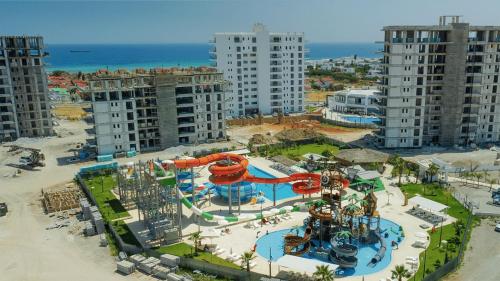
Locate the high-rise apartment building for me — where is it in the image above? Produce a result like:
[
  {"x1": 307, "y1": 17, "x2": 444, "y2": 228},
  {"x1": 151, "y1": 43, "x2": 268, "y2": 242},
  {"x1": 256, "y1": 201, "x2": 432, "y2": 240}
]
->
[
  {"x1": 88, "y1": 71, "x2": 228, "y2": 155},
  {"x1": 0, "y1": 36, "x2": 53, "y2": 142},
  {"x1": 376, "y1": 16, "x2": 500, "y2": 148},
  {"x1": 212, "y1": 23, "x2": 306, "y2": 116}
]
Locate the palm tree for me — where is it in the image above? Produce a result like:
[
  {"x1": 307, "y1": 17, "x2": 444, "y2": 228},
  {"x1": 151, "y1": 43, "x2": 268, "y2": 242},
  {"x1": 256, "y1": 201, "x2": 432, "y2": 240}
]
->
[
  {"x1": 393, "y1": 155, "x2": 405, "y2": 186},
  {"x1": 189, "y1": 231, "x2": 203, "y2": 253},
  {"x1": 240, "y1": 251, "x2": 255, "y2": 272},
  {"x1": 346, "y1": 193, "x2": 360, "y2": 204},
  {"x1": 462, "y1": 171, "x2": 470, "y2": 186},
  {"x1": 313, "y1": 264, "x2": 335, "y2": 281},
  {"x1": 486, "y1": 177, "x2": 498, "y2": 192},
  {"x1": 335, "y1": 229, "x2": 353, "y2": 244},
  {"x1": 428, "y1": 163, "x2": 440, "y2": 183},
  {"x1": 473, "y1": 172, "x2": 482, "y2": 188},
  {"x1": 391, "y1": 264, "x2": 411, "y2": 281}
]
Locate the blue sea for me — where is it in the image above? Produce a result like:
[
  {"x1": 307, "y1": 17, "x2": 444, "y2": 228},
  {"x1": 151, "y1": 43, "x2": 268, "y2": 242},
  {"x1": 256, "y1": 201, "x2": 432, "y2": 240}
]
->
[{"x1": 45, "y1": 43, "x2": 380, "y2": 73}]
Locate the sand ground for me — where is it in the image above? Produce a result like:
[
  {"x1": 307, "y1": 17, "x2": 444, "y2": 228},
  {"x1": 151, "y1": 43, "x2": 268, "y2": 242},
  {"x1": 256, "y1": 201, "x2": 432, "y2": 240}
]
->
[{"x1": 0, "y1": 119, "x2": 240, "y2": 281}]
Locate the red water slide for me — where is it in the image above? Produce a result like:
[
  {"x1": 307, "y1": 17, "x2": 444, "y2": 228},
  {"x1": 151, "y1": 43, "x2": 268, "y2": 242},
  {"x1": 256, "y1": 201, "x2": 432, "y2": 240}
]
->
[{"x1": 165, "y1": 153, "x2": 324, "y2": 195}]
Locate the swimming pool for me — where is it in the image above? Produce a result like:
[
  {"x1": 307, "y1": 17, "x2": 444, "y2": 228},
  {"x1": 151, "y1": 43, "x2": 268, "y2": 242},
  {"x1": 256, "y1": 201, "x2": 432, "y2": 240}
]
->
[
  {"x1": 340, "y1": 115, "x2": 380, "y2": 124},
  {"x1": 246, "y1": 165, "x2": 297, "y2": 201},
  {"x1": 255, "y1": 218, "x2": 403, "y2": 277}
]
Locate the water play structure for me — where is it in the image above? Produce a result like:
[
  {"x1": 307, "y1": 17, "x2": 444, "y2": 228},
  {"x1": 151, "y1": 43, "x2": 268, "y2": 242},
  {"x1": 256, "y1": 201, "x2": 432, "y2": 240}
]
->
[
  {"x1": 153, "y1": 153, "x2": 348, "y2": 224},
  {"x1": 164, "y1": 153, "x2": 325, "y2": 195}
]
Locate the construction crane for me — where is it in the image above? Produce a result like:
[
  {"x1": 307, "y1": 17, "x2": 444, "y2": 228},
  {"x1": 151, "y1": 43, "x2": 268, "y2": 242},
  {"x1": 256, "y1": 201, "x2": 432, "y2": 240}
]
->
[{"x1": 4, "y1": 145, "x2": 45, "y2": 168}]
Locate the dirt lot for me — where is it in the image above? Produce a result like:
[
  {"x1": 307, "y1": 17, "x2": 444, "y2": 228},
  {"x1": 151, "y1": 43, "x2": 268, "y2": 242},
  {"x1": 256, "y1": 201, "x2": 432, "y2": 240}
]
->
[
  {"x1": 0, "y1": 118, "x2": 242, "y2": 281},
  {"x1": 444, "y1": 218, "x2": 500, "y2": 281},
  {"x1": 306, "y1": 90, "x2": 333, "y2": 102},
  {"x1": 52, "y1": 103, "x2": 89, "y2": 120},
  {"x1": 227, "y1": 122, "x2": 372, "y2": 145}
]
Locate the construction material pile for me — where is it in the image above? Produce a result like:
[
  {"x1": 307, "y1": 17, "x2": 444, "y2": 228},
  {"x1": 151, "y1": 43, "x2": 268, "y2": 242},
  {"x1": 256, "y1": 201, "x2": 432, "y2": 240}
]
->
[
  {"x1": 249, "y1": 133, "x2": 273, "y2": 144},
  {"x1": 42, "y1": 185, "x2": 83, "y2": 213},
  {"x1": 275, "y1": 127, "x2": 324, "y2": 141}
]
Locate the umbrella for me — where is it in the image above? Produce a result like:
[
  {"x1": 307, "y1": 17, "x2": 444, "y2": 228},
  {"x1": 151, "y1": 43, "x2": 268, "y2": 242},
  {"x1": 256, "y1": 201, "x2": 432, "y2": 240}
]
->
[
  {"x1": 262, "y1": 210, "x2": 272, "y2": 217},
  {"x1": 256, "y1": 196, "x2": 266, "y2": 204},
  {"x1": 217, "y1": 220, "x2": 229, "y2": 226},
  {"x1": 200, "y1": 228, "x2": 221, "y2": 238},
  {"x1": 270, "y1": 208, "x2": 280, "y2": 214},
  {"x1": 415, "y1": 232, "x2": 428, "y2": 239}
]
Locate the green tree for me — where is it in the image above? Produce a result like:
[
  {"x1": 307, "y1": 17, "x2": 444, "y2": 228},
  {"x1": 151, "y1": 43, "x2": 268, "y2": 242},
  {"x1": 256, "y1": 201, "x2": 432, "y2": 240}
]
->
[
  {"x1": 188, "y1": 231, "x2": 203, "y2": 253},
  {"x1": 486, "y1": 177, "x2": 498, "y2": 192},
  {"x1": 313, "y1": 264, "x2": 335, "y2": 281},
  {"x1": 393, "y1": 155, "x2": 405, "y2": 186},
  {"x1": 391, "y1": 264, "x2": 411, "y2": 281},
  {"x1": 473, "y1": 172, "x2": 483, "y2": 188},
  {"x1": 240, "y1": 251, "x2": 255, "y2": 272},
  {"x1": 433, "y1": 259, "x2": 442, "y2": 270},
  {"x1": 428, "y1": 163, "x2": 440, "y2": 183},
  {"x1": 452, "y1": 220, "x2": 465, "y2": 237},
  {"x1": 462, "y1": 171, "x2": 471, "y2": 186}
]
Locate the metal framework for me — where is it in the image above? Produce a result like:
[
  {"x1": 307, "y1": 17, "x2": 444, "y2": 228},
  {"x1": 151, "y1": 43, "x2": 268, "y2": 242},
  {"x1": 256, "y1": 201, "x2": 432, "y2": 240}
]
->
[{"x1": 116, "y1": 161, "x2": 181, "y2": 245}]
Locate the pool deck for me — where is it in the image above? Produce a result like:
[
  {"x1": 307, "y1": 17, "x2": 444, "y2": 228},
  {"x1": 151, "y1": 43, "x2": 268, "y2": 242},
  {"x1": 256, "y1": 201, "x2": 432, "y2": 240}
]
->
[{"x1": 125, "y1": 157, "x2": 454, "y2": 280}]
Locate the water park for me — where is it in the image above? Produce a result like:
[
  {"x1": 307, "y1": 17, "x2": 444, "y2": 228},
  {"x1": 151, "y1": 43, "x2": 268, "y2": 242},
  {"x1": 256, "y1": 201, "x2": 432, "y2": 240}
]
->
[{"x1": 75, "y1": 147, "x2": 463, "y2": 281}]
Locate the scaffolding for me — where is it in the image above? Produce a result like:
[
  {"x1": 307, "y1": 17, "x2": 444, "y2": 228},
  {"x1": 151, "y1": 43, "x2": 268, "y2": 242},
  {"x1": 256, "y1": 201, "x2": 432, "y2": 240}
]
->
[
  {"x1": 117, "y1": 161, "x2": 181, "y2": 245},
  {"x1": 116, "y1": 163, "x2": 139, "y2": 209}
]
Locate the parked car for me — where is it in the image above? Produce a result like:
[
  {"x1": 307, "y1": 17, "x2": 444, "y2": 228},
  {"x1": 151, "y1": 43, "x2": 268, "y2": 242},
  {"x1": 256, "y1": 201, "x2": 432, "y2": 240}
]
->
[
  {"x1": 0, "y1": 203, "x2": 8, "y2": 217},
  {"x1": 495, "y1": 223, "x2": 500, "y2": 232}
]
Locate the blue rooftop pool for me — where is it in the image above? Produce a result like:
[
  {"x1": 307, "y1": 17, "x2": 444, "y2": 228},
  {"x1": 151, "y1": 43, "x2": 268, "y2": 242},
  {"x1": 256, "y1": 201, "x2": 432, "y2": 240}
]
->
[{"x1": 340, "y1": 115, "x2": 380, "y2": 124}]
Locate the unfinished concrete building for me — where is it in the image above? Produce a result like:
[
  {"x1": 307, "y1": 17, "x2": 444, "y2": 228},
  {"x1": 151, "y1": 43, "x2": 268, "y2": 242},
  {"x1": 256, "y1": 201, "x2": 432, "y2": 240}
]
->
[
  {"x1": 88, "y1": 71, "x2": 228, "y2": 155},
  {"x1": 0, "y1": 36, "x2": 53, "y2": 142},
  {"x1": 377, "y1": 16, "x2": 500, "y2": 148}
]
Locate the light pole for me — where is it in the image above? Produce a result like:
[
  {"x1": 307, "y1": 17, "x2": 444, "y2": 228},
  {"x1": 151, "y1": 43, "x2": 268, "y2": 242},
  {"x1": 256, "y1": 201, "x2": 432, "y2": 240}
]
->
[
  {"x1": 268, "y1": 247, "x2": 272, "y2": 277},
  {"x1": 438, "y1": 216, "x2": 444, "y2": 247}
]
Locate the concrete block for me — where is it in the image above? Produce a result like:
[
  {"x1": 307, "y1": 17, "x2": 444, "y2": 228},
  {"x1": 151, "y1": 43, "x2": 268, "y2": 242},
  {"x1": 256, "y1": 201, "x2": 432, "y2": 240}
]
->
[
  {"x1": 160, "y1": 254, "x2": 180, "y2": 267},
  {"x1": 117, "y1": 260, "x2": 135, "y2": 275}
]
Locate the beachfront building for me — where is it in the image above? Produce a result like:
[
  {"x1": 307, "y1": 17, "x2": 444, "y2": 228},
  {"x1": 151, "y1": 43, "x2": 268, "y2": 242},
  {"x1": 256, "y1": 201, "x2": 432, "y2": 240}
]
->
[
  {"x1": 88, "y1": 71, "x2": 228, "y2": 155},
  {"x1": 0, "y1": 36, "x2": 53, "y2": 142},
  {"x1": 377, "y1": 16, "x2": 500, "y2": 148},
  {"x1": 327, "y1": 89, "x2": 380, "y2": 115},
  {"x1": 211, "y1": 23, "x2": 305, "y2": 116}
]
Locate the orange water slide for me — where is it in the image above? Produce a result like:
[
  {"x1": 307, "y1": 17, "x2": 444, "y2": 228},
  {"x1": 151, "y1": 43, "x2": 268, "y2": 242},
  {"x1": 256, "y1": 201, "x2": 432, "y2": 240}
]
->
[{"x1": 168, "y1": 153, "x2": 323, "y2": 195}]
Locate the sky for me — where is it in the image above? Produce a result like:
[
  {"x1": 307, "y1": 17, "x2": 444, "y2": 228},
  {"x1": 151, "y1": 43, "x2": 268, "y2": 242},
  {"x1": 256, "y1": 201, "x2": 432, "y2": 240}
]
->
[{"x1": 1, "y1": 0, "x2": 500, "y2": 44}]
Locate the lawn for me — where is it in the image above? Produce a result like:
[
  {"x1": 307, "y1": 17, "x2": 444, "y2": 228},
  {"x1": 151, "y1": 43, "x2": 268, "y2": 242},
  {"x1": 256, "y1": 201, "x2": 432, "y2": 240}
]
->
[
  {"x1": 269, "y1": 143, "x2": 340, "y2": 161},
  {"x1": 156, "y1": 243, "x2": 240, "y2": 270},
  {"x1": 400, "y1": 183, "x2": 475, "y2": 222},
  {"x1": 82, "y1": 174, "x2": 140, "y2": 250},
  {"x1": 400, "y1": 183, "x2": 477, "y2": 280},
  {"x1": 111, "y1": 220, "x2": 141, "y2": 247},
  {"x1": 83, "y1": 174, "x2": 130, "y2": 221}
]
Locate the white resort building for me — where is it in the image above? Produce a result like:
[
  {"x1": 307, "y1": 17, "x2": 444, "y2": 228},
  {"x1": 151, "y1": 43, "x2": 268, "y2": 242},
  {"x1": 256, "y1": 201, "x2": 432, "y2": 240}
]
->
[
  {"x1": 211, "y1": 23, "x2": 306, "y2": 116},
  {"x1": 327, "y1": 89, "x2": 380, "y2": 115}
]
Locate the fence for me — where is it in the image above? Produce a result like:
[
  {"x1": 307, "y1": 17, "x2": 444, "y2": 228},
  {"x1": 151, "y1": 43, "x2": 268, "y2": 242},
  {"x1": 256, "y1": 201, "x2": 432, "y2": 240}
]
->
[
  {"x1": 76, "y1": 173, "x2": 142, "y2": 254},
  {"x1": 227, "y1": 114, "x2": 377, "y2": 129},
  {"x1": 422, "y1": 257, "x2": 459, "y2": 281},
  {"x1": 144, "y1": 248, "x2": 270, "y2": 281}
]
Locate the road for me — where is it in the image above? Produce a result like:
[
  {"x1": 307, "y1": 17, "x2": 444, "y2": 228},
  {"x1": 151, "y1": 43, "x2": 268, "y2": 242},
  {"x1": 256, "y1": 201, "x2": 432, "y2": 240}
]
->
[{"x1": 444, "y1": 218, "x2": 500, "y2": 281}]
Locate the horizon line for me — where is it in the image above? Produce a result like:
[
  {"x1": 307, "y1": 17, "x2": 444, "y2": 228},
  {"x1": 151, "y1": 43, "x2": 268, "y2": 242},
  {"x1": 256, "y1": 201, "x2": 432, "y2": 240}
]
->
[{"x1": 45, "y1": 41, "x2": 378, "y2": 45}]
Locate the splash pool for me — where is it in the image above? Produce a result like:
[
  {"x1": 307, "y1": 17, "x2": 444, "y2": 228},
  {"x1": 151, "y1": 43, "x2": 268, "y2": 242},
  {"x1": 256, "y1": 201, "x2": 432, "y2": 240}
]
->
[
  {"x1": 255, "y1": 218, "x2": 403, "y2": 277},
  {"x1": 214, "y1": 165, "x2": 297, "y2": 202}
]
